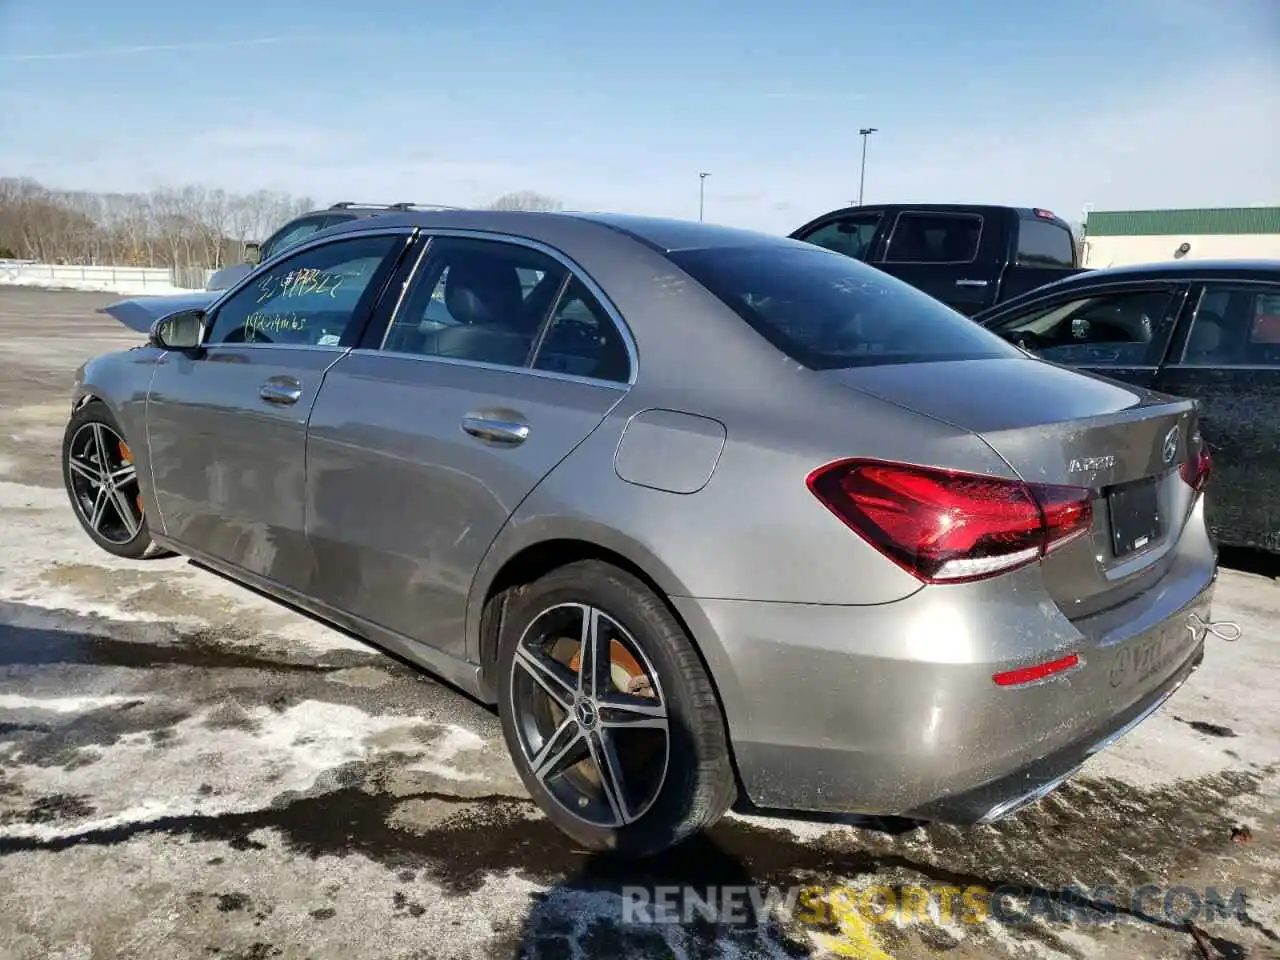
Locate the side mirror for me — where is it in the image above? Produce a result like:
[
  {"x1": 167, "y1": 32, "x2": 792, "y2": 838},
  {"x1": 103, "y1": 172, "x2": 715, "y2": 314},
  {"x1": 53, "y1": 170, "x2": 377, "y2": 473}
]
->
[
  {"x1": 149, "y1": 309, "x2": 206, "y2": 351},
  {"x1": 244, "y1": 242, "x2": 261, "y2": 265}
]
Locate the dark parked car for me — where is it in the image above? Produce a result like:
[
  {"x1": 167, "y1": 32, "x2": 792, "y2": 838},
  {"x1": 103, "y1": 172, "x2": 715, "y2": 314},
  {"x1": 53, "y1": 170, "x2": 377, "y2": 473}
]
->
[
  {"x1": 977, "y1": 259, "x2": 1280, "y2": 553},
  {"x1": 205, "y1": 201, "x2": 460, "y2": 290},
  {"x1": 789, "y1": 203, "x2": 1084, "y2": 315}
]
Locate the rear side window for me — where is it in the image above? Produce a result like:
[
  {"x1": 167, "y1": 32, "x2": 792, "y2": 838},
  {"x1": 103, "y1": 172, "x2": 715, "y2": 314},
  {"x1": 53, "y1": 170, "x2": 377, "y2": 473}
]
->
[
  {"x1": 668, "y1": 244, "x2": 1022, "y2": 370},
  {"x1": 884, "y1": 212, "x2": 982, "y2": 263},
  {"x1": 1182, "y1": 284, "x2": 1280, "y2": 367},
  {"x1": 1016, "y1": 219, "x2": 1075, "y2": 268}
]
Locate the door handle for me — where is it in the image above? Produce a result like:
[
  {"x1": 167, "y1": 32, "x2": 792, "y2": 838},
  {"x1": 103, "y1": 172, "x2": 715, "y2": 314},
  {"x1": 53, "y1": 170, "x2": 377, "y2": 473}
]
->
[
  {"x1": 955, "y1": 279, "x2": 989, "y2": 288},
  {"x1": 461, "y1": 415, "x2": 530, "y2": 445},
  {"x1": 259, "y1": 376, "x2": 302, "y2": 405}
]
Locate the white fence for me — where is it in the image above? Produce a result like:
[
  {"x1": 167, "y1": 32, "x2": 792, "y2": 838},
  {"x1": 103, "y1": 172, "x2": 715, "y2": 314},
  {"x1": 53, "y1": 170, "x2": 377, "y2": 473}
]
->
[{"x1": 0, "y1": 260, "x2": 208, "y2": 295}]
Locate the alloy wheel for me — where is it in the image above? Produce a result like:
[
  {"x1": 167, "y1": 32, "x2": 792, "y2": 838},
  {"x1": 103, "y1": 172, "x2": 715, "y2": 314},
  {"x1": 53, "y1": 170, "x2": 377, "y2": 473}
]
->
[
  {"x1": 66, "y1": 421, "x2": 143, "y2": 544},
  {"x1": 509, "y1": 602, "x2": 670, "y2": 829}
]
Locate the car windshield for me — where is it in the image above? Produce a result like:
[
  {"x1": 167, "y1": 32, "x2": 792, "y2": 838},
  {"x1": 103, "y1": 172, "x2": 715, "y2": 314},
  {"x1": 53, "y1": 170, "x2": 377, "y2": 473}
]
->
[{"x1": 668, "y1": 244, "x2": 1022, "y2": 369}]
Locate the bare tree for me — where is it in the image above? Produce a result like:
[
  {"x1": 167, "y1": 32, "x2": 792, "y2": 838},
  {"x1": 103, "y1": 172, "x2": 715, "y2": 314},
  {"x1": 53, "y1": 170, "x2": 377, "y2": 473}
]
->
[
  {"x1": 488, "y1": 190, "x2": 564, "y2": 212},
  {"x1": 0, "y1": 176, "x2": 317, "y2": 270}
]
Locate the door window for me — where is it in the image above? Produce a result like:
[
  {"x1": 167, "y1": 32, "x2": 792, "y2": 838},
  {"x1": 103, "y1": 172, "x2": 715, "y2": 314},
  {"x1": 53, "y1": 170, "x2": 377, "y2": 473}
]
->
[
  {"x1": 382, "y1": 237, "x2": 629, "y2": 382},
  {"x1": 796, "y1": 213, "x2": 882, "y2": 260},
  {"x1": 884, "y1": 212, "x2": 982, "y2": 263},
  {"x1": 382, "y1": 237, "x2": 568, "y2": 366},
  {"x1": 531, "y1": 278, "x2": 631, "y2": 382},
  {"x1": 206, "y1": 234, "x2": 402, "y2": 346},
  {"x1": 1181, "y1": 285, "x2": 1280, "y2": 368},
  {"x1": 985, "y1": 288, "x2": 1177, "y2": 366}
]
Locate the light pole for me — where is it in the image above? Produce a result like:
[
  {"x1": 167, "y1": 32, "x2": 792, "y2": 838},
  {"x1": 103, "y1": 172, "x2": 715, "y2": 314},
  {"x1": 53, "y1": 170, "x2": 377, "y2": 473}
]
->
[
  {"x1": 699, "y1": 171, "x2": 711, "y2": 222},
  {"x1": 857, "y1": 127, "x2": 878, "y2": 206}
]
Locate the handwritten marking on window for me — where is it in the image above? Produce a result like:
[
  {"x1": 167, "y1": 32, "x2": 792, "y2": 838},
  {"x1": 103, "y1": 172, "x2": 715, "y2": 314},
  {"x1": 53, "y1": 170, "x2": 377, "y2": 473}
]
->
[
  {"x1": 244, "y1": 311, "x2": 307, "y2": 341},
  {"x1": 254, "y1": 268, "x2": 346, "y2": 305}
]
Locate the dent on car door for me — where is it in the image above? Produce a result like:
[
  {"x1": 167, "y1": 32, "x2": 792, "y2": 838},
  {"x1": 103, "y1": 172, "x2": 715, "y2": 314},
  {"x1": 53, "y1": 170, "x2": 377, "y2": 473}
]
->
[
  {"x1": 1155, "y1": 282, "x2": 1280, "y2": 551},
  {"x1": 144, "y1": 231, "x2": 408, "y2": 586},
  {"x1": 304, "y1": 234, "x2": 634, "y2": 657}
]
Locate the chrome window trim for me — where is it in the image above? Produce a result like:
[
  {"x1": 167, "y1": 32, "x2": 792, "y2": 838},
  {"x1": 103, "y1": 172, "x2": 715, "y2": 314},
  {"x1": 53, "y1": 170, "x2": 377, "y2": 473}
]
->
[
  {"x1": 377, "y1": 227, "x2": 638, "y2": 387},
  {"x1": 203, "y1": 343, "x2": 351, "y2": 356},
  {"x1": 882, "y1": 210, "x2": 985, "y2": 266},
  {"x1": 348, "y1": 346, "x2": 630, "y2": 391}
]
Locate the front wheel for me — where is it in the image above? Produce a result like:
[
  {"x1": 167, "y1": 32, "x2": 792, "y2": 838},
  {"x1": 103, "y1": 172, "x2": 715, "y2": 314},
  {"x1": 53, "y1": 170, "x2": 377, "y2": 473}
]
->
[
  {"x1": 496, "y1": 560, "x2": 737, "y2": 856},
  {"x1": 61, "y1": 402, "x2": 161, "y2": 560}
]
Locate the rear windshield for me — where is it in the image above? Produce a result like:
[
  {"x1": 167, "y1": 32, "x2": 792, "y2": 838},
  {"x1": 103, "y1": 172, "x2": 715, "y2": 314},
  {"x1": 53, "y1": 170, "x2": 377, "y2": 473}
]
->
[
  {"x1": 1015, "y1": 218, "x2": 1075, "y2": 268},
  {"x1": 668, "y1": 244, "x2": 1022, "y2": 370}
]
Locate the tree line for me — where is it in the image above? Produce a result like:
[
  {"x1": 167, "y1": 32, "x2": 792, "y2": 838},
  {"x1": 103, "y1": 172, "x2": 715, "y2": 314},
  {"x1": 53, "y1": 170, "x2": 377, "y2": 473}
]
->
[{"x1": 0, "y1": 177, "x2": 565, "y2": 268}]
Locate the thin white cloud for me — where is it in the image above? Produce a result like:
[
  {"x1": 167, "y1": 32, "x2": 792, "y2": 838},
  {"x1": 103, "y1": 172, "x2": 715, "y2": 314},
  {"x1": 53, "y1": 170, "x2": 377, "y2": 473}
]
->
[{"x1": 0, "y1": 36, "x2": 317, "y2": 63}]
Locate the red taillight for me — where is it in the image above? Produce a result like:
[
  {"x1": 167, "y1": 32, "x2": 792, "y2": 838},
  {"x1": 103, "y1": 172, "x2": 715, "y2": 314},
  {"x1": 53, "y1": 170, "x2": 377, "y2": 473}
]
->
[
  {"x1": 806, "y1": 459, "x2": 1094, "y2": 583},
  {"x1": 1180, "y1": 443, "x2": 1212, "y2": 493},
  {"x1": 993, "y1": 653, "x2": 1080, "y2": 687}
]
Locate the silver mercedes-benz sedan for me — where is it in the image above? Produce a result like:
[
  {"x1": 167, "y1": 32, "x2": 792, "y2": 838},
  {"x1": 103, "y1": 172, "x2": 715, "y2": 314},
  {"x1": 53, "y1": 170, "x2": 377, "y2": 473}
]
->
[{"x1": 64, "y1": 210, "x2": 1218, "y2": 855}]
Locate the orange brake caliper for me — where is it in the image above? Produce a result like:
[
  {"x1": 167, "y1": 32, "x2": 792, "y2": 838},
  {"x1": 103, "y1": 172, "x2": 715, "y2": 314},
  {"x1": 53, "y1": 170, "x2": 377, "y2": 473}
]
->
[{"x1": 117, "y1": 440, "x2": 142, "y2": 515}]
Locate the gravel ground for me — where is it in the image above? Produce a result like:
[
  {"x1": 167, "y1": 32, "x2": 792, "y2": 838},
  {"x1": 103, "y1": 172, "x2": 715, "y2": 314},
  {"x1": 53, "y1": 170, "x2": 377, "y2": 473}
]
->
[{"x1": 0, "y1": 287, "x2": 1277, "y2": 960}]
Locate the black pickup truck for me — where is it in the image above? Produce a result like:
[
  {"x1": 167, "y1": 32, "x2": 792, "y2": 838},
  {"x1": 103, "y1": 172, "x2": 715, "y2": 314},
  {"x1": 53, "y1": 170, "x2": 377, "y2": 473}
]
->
[{"x1": 789, "y1": 203, "x2": 1085, "y2": 315}]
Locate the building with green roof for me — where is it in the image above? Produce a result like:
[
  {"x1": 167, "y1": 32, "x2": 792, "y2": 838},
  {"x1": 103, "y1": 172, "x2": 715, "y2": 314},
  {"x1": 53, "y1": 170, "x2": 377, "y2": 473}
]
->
[{"x1": 1081, "y1": 207, "x2": 1280, "y2": 268}]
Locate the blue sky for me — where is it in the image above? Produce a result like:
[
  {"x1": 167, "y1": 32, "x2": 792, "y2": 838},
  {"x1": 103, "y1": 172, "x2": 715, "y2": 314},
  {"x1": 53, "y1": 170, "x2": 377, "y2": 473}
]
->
[{"x1": 1, "y1": 0, "x2": 1276, "y2": 233}]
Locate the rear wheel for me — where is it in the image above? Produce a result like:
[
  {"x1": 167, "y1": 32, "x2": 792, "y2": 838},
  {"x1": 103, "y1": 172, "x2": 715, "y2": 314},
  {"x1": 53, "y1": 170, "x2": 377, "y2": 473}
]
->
[
  {"x1": 496, "y1": 560, "x2": 737, "y2": 856},
  {"x1": 61, "y1": 402, "x2": 160, "y2": 560}
]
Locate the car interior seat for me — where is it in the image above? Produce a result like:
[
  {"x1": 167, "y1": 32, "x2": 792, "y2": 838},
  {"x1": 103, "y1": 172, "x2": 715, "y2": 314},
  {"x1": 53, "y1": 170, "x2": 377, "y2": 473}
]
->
[
  {"x1": 424, "y1": 255, "x2": 534, "y2": 365},
  {"x1": 1184, "y1": 310, "x2": 1226, "y2": 363}
]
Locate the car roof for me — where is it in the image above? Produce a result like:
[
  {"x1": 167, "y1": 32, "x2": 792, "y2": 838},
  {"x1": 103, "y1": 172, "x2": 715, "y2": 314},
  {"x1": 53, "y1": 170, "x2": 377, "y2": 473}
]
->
[
  {"x1": 791, "y1": 203, "x2": 1072, "y2": 233},
  {"x1": 312, "y1": 208, "x2": 814, "y2": 254},
  {"x1": 975, "y1": 258, "x2": 1280, "y2": 321},
  {"x1": 1026, "y1": 258, "x2": 1280, "y2": 296}
]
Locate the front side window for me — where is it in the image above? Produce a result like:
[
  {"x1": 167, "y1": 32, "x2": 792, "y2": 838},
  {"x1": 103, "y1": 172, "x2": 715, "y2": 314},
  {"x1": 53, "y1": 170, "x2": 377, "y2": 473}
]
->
[
  {"x1": 1182, "y1": 284, "x2": 1280, "y2": 367},
  {"x1": 985, "y1": 288, "x2": 1176, "y2": 366},
  {"x1": 1016, "y1": 219, "x2": 1075, "y2": 268},
  {"x1": 669, "y1": 244, "x2": 1021, "y2": 370},
  {"x1": 206, "y1": 234, "x2": 401, "y2": 346},
  {"x1": 884, "y1": 212, "x2": 982, "y2": 263},
  {"x1": 797, "y1": 213, "x2": 882, "y2": 261}
]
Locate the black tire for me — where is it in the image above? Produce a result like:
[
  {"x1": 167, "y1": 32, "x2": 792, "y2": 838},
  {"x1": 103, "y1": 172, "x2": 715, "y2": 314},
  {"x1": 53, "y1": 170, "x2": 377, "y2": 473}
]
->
[
  {"x1": 61, "y1": 401, "x2": 164, "y2": 560},
  {"x1": 496, "y1": 559, "x2": 737, "y2": 856}
]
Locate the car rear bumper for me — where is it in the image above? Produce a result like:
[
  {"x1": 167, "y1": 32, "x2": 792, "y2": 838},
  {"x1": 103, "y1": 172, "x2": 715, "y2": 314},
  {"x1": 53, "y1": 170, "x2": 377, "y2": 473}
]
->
[{"x1": 670, "y1": 504, "x2": 1217, "y2": 821}]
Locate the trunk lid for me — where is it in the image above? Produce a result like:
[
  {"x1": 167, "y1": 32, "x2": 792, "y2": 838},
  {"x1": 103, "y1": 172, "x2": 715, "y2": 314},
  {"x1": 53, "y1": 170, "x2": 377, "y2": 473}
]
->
[
  {"x1": 823, "y1": 357, "x2": 1199, "y2": 616},
  {"x1": 100, "y1": 291, "x2": 220, "y2": 334}
]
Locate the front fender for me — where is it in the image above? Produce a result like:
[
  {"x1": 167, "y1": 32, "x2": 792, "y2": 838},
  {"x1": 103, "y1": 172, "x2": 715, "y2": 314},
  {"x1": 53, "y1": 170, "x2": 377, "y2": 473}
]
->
[{"x1": 71, "y1": 348, "x2": 166, "y2": 524}]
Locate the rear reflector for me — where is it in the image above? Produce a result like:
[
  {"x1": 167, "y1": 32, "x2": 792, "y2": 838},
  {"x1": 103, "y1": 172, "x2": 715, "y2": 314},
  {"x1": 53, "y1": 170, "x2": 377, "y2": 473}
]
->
[
  {"x1": 993, "y1": 653, "x2": 1080, "y2": 687},
  {"x1": 806, "y1": 459, "x2": 1094, "y2": 583},
  {"x1": 1180, "y1": 442, "x2": 1212, "y2": 492}
]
